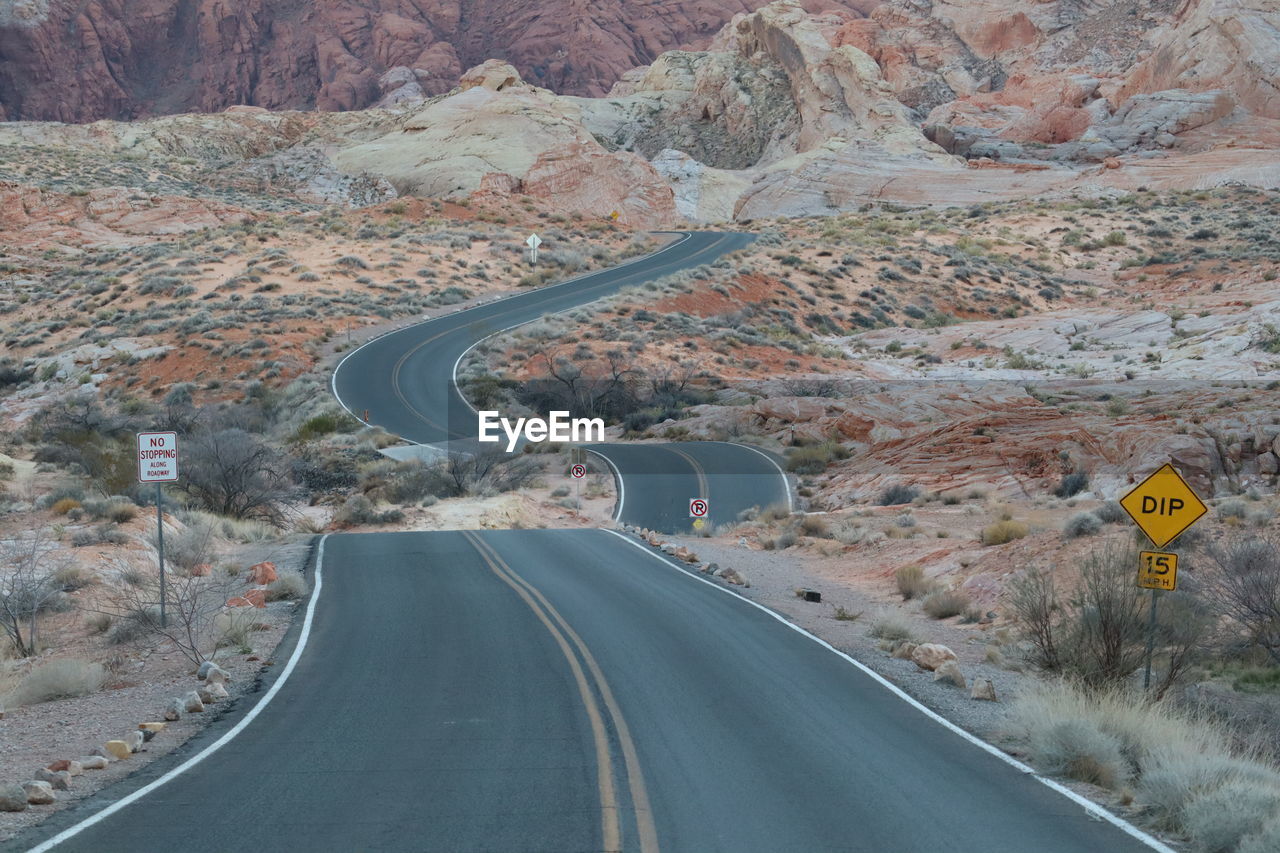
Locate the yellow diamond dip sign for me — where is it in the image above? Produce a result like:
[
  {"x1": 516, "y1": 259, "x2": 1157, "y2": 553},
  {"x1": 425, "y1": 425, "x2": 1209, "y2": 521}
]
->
[
  {"x1": 1120, "y1": 462, "x2": 1207, "y2": 689},
  {"x1": 1119, "y1": 463, "x2": 1208, "y2": 549}
]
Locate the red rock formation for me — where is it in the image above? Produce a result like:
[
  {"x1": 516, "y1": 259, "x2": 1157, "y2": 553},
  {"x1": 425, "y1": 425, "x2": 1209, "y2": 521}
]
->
[{"x1": 0, "y1": 0, "x2": 865, "y2": 122}]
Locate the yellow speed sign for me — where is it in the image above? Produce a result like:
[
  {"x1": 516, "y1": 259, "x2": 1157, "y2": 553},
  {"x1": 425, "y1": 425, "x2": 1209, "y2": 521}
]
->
[{"x1": 1138, "y1": 550, "x2": 1178, "y2": 591}]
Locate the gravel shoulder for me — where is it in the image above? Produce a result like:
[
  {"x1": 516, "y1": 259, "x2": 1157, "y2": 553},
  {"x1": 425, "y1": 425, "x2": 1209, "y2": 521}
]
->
[{"x1": 0, "y1": 537, "x2": 314, "y2": 843}]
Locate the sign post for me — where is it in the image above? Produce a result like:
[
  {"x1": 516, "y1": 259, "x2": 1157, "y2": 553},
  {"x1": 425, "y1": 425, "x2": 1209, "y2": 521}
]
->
[
  {"x1": 526, "y1": 233, "x2": 542, "y2": 265},
  {"x1": 571, "y1": 462, "x2": 586, "y2": 511},
  {"x1": 137, "y1": 432, "x2": 179, "y2": 628},
  {"x1": 1119, "y1": 463, "x2": 1205, "y2": 689}
]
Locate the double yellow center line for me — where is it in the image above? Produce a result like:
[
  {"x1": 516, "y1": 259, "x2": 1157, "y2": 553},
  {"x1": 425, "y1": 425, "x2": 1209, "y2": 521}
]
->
[{"x1": 461, "y1": 531, "x2": 659, "y2": 853}]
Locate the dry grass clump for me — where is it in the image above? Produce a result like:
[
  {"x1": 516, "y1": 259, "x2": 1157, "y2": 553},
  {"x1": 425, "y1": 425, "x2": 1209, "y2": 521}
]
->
[
  {"x1": 2, "y1": 658, "x2": 105, "y2": 707},
  {"x1": 982, "y1": 519, "x2": 1029, "y2": 546},
  {"x1": 1012, "y1": 681, "x2": 1280, "y2": 849},
  {"x1": 264, "y1": 572, "x2": 308, "y2": 602},
  {"x1": 894, "y1": 564, "x2": 930, "y2": 600},
  {"x1": 868, "y1": 612, "x2": 917, "y2": 643},
  {"x1": 922, "y1": 588, "x2": 971, "y2": 619}
]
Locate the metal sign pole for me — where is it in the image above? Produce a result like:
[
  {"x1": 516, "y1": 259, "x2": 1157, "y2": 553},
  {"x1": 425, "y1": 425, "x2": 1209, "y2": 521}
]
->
[
  {"x1": 1143, "y1": 587, "x2": 1157, "y2": 689},
  {"x1": 156, "y1": 482, "x2": 167, "y2": 629}
]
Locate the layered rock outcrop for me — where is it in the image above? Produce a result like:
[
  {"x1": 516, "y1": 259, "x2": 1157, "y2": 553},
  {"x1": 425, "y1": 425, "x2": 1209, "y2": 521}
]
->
[{"x1": 0, "y1": 0, "x2": 865, "y2": 122}]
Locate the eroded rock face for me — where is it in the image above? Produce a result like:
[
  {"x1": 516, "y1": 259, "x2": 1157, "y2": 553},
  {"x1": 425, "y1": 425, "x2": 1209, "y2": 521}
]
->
[
  {"x1": 0, "y1": 0, "x2": 866, "y2": 122},
  {"x1": 334, "y1": 65, "x2": 678, "y2": 225}
]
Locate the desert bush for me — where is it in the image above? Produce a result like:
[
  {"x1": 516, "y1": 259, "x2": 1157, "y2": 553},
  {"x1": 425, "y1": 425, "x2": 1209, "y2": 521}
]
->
[
  {"x1": 1063, "y1": 511, "x2": 1103, "y2": 539},
  {"x1": 1184, "y1": 781, "x2": 1280, "y2": 853},
  {"x1": 0, "y1": 529, "x2": 72, "y2": 657},
  {"x1": 51, "y1": 497, "x2": 81, "y2": 515},
  {"x1": 1218, "y1": 499, "x2": 1249, "y2": 520},
  {"x1": 799, "y1": 515, "x2": 830, "y2": 537},
  {"x1": 1205, "y1": 536, "x2": 1280, "y2": 664},
  {"x1": 3, "y1": 658, "x2": 105, "y2": 706},
  {"x1": 922, "y1": 588, "x2": 971, "y2": 619},
  {"x1": 264, "y1": 572, "x2": 308, "y2": 602},
  {"x1": 1009, "y1": 545, "x2": 1210, "y2": 693},
  {"x1": 1240, "y1": 816, "x2": 1280, "y2": 853},
  {"x1": 1094, "y1": 500, "x2": 1127, "y2": 524},
  {"x1": 879, "y1": 483, "x2": 920, "y2": 506},
  {"x1": 982, "y1": 519, "x2": 1029, "y2": 546},
  {"x1": 868, "y1": 613, "x2": 916, "y2": 643},
  {"x1": 1014, "y1": 680, "x2": 1280, "y2": 842},
  {"x1": 1054, "y1": 471, "x2": 1089, "y2": 498},
  {"x1": 895, "y1": 565, "x2": 930, "y2": 600},
  {"x1": 762, "y1": 531, "x2": 797, "y2": 551},
  {"x1": 215, "y1": 609, "x2": 258, "y2": 653},
  {"x1": 333, "y1": 495, "x2": 404, "y2": 527},
  {"x1": 180, "y1": 427, "x2": 293, "y2": 524},
  {"x1": 785, "y1": 442, "x2": 849, "y2": 475}
]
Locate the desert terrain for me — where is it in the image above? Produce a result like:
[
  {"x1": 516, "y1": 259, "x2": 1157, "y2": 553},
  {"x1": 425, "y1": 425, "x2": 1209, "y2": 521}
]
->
[{"x1": 2, "y1": 1, "x2": 1280, "y2": 851}]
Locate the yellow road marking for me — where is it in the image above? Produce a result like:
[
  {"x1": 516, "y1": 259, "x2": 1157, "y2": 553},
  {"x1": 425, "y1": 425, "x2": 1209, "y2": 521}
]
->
[
  {"x1": 461, "y1": 531, "x2": 622, "y2": 852},
  {"x1": 465, "y1": 532, "x2": 660, "y2": 853}
]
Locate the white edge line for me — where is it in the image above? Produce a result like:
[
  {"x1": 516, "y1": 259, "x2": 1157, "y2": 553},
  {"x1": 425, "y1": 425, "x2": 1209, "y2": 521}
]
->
[
  {"x1": 28, "y1": 534, "x2": 331, "y2": 853},
  {"x1": 585, "y1": 448, "x2": 625, "y2": 522},
  {"x1": 729, "y1": 443, "x2": 794, "y2": 513},
  {"x1": 331, "y1": 232, "x2": 696, "y2": 433},
  {"x1": 599, "y1": 528, "x2": 1177, "y2": 853}
]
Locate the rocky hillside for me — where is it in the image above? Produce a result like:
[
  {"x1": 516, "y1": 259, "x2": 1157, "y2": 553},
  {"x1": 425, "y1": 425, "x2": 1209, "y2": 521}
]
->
[
  {"x1": 0, "y1": 0, "x2": 863, "y2": 121},
  {"x1": 0, "y1": 0, "x2": 1276, "y2": 222}
]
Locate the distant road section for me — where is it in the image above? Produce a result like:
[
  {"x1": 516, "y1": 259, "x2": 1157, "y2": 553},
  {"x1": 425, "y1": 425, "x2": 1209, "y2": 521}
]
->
[{"x1": 332, "y1": 231, "x2": 790, "y2": 531}]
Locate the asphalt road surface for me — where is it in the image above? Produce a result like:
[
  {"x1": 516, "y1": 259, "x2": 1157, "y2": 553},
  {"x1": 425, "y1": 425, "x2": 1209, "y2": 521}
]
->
[
  {"x1": 16, "y1": 530, "x2": 1158, "y2": 853},
  {"x1": 331, "y1": 231, "x2": 790, "y2": 532}
]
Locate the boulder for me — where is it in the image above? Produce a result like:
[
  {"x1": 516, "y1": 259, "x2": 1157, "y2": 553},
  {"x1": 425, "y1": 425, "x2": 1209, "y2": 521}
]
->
[
  {"x1": 77, "y1": 756, "x2": 109, "y2": 771},
  {"x1": 22, "y1": 780, "x2": 55, "y2": 805},
  {"x1": 971, "y1": 678, "x2": 998, "y2": 702},
  {"x1": 198, "y1": 682, "x2": 229, "y2": 704},
  {"x1": 139, "y1": 722, "x2": 167, "y2": 735},
  {"x1": 0, "y1": 783, "x2": 29, "y2": 811},
  {"x1": 46, "y1": 759, "x2": 82, "y2": 777},
  {"x1": 227, "y1": 589, "x2": 266, "y2": 608},
  {"x1": 103, "y1": 740, "x2": 132, "y2": 760},
  {"x1": 124, "y1": 730, "x2": 145, "y2": 753},
  {"x1": 197, "y1": 661, "x2": 230, "y2": 683},
  {"x1": 183, "y1": 691, "x2": 205, "y2": 713},
  {"x1": 891, "y1": 641, "x2": 918, "y2": 660},
  {"x1": 1259, "y1": 452, "x2": 1279, "y2": 476},
  {"x1": 911, "y1": 643, "x2": 958, "y2": 672},
  {"x1": 249, "y1": 561, "x2": 278, "y2": 586},
  {"x1": 933, "y1": 660, "x2": 967, "y2": 688},
  {"x1": 34, "y1": 768, "x2": 70, "y2": 790},
  {"x1": 164, "y1": 697, "x2": 183, "y2": 721}
]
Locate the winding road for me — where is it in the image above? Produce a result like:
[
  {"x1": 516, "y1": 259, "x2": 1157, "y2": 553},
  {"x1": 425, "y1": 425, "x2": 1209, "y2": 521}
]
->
[
  {"x1": 12, "y1": 233, "x2": 1169, "y2": 853},
  {"x1": 331, "y1": 230, "x2": 790, "y2": 532}
]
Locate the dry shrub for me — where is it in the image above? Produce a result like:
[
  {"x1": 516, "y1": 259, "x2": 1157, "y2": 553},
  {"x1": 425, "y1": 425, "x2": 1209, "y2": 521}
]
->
[
  {"x1": 922, "y1": 588, "x2": 971, "y2": 619},
  {"x1": 3, "y1": 658, "x2": 105, "y2": 707},
  {"x1": 51, "y1": 498, "x2": 81, "y2": 515},
  {"x1": 1013, "y1": 681, "x2": 1280, "y2": 839},
  {"x1": 265, "y1": 572, "x2": 308, "y2": 602},
  {"x1": 982, "y1": 519, "x2": 1029, "y2": 546},
  {"x1": 868, "y1": 613, "x2": 916, "y2": 643},
  {"x1": 799, "y1": 515, "x2": 830, "y2": 537},
  {"x1": 1184, "y1": 781, "x2": 1280, "y2": 853},
  {"x1": 894, "y1": 565, "x2": 929, "y2": 600}
]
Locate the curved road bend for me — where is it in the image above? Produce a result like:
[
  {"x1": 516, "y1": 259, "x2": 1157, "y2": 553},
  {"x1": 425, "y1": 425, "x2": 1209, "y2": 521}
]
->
[
  {"x1": 331, "y1": 231, "x2": 791, "y2": 531},
  {"x1": 15, "y1": 529, "x2": 1159, "y2": 853}
]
